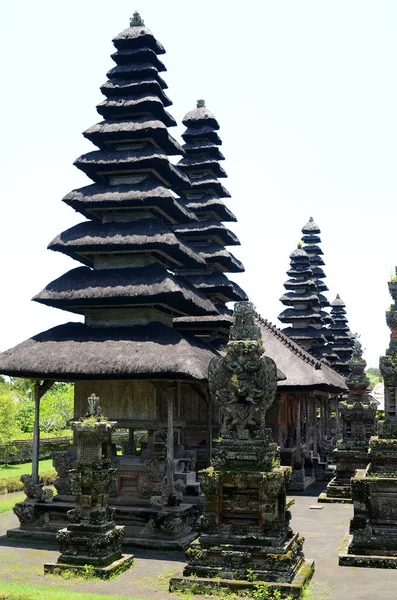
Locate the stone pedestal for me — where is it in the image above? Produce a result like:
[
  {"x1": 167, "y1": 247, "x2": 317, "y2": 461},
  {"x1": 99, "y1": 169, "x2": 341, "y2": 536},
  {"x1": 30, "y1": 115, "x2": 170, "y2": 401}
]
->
[
  {"x1": 339, "y1": 275, "x2": 397, "y2": 567},
  {"x1": 170, "y1": 302, "x2": 314, "y2": 597},
  {"x1": 44, "y1": 395, "x2": 134, "y2": 577}
]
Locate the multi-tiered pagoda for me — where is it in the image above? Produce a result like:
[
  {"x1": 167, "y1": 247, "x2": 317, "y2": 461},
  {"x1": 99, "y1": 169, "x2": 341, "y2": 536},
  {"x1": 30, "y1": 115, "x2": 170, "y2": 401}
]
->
[
  {"x1": 329, "y1": 295, "x2": 355, "y2": 376},
  {"x1": 278, "y1": 246, "x2": 328, "y2": 356},
  {"x1": 301, "y1": 218, "x2": 338, "y2": 364},
  {"x1": 0, "y1": 13, "x2": 226, "y2": 547},
  {"x1": 319, "y1": 339, "x2": 377, "y2": 503},
  {"x1": 173, "y1": 101, "x2": 247, "y2": 347}
]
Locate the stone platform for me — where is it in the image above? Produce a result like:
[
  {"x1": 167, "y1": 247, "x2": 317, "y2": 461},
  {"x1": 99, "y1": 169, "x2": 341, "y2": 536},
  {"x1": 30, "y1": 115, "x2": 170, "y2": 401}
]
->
[
  {"x1": 318, "y1": 491, "x2": 352, "y2": 504},
  {"x1": 44, "y1": 553, "x2": 135, "y2": 579},
  {"x1": 339, "y1": 534, "x2": 397, "y2": 569},
  {"x1": 170, "y1": 558, "x2": 315, "y2": 599}
]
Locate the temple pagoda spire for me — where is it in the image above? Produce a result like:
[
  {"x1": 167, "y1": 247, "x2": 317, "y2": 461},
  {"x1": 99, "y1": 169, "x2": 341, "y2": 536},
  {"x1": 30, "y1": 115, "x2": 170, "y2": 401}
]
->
[
  {"x1": 173, "y1": 100, "x2": 247, "y2": 347},
  {"x1": 278, "y1": 245, "x2": 328, "y2": 355},
  {"x1": 328, "y1": 295, "x2": 355, "y2": 376},
  {"x1": 0, "y1": 16, "x2": 219, "y2": 381},
  {"x1": 300, "y1": 217, "x2": 338, "y2": 364}
]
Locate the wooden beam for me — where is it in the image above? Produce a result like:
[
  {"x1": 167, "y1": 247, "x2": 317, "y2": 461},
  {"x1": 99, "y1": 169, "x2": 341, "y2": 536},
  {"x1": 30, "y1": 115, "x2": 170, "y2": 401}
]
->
[{"x1": 32, "y1": 380, "x2": 53, "y2": 484}]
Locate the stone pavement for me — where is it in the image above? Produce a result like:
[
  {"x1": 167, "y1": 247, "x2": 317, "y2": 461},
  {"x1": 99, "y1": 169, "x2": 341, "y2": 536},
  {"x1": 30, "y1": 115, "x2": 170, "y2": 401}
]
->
[{"x1": 1, "y1": 483, "x2": 397, "y2": 599}]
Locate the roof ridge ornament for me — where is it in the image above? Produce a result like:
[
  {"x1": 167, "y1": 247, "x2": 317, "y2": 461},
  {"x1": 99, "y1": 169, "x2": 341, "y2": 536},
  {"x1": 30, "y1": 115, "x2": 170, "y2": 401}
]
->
[
  {"x1": 130, "y1": 11, "x2": 145, "y2": 27},
  {"x1": 197, "y1": 99, "x2": 206, "y2": 108}
]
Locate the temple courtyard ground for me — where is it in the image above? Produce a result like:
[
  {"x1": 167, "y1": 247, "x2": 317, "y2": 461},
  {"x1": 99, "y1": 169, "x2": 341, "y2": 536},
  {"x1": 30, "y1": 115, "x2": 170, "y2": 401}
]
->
[{"x1": 0, "y1": 483, "x2": 396, "y2": 600}]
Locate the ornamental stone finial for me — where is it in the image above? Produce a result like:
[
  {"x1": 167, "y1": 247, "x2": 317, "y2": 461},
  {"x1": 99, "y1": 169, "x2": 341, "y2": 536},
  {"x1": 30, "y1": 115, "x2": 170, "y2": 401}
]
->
[
  {"x1": 87, "y1": 393, "x2": 101, "y2": 417},
  {"x1": 130, "y1": 11, "x2": 145, "y2": 27},
  {"x1": 229, "y1": 301, "x2": 260, "y2": 341},
  {"x1": 197, "y1": 99, "x2": 206, "y2": 108}
]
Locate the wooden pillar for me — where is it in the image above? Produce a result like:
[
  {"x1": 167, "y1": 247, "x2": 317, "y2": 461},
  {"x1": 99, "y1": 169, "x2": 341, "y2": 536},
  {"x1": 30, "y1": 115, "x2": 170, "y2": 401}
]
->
[
  {"x1": 32, "y1": 380, "x2": 53, "y2": 484},
  {"x1": 166, "y1": 383, "x2": 176, "y2": 497},
  {"x1": 207, "y1": 390, "x2": 213, "y2": 466},
  {"x1": 313, "y1": 397, "x2": 318, "y2": 456},
  {"x1": 295, "y1": 398, "x2": 301, "y2": 464}
]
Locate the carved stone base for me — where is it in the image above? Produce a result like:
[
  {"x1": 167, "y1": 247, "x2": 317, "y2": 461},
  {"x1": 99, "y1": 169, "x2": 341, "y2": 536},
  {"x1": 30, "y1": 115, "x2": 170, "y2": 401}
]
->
[
  {"x1": 44, "y1": 553, "x2": 134, "y2": 579},
  {"x1": 339, "y1": 534, "x2": 397, "y2": 568},
  {"x1": 8, "y1": 500, "x2": 197, "y2": 550},
  {"x1": 170, "y1": 558, "x2": 315, "y2": 599},
  {"x1": 318, "y1": 492, "x2": 352, "y2": 504},
  {"x1": 182, "y1": 532, "x2": 306, "y2": 583}
]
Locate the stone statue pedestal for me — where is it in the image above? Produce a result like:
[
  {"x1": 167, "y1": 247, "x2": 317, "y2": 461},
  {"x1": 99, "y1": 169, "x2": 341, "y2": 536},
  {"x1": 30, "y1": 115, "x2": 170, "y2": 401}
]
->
[
  {"x1": 170, "y1": 435, "x2": 314, "y2": 597},
  {"x1": 44, "y1": 396, "x2": 134, "y2": 578}
]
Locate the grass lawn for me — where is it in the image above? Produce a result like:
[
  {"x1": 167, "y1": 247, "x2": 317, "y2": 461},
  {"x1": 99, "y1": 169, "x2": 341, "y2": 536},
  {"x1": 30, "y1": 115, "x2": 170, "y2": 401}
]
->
[
  {"x1": 0, "y1": 459, "x2": 53, "y2": 479},
  {"x1": 0, "y1": 495, "x2": 25, "y2": 514},
  {"x1": 0, "y1": 582, "x2": 143, "y2": 600}
]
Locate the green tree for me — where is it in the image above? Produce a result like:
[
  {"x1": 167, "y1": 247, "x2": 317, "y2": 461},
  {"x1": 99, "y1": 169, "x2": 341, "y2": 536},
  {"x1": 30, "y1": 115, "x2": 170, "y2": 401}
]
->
[
  {"x1": 40, "y1": 383, "x2": 74, "y2": 432},
  {"x1": 0, "y1": 382, "x2": 20, "y2": 464},
  {"x1": 366, "y1": 367, "x2": 383, "y2": 390}
]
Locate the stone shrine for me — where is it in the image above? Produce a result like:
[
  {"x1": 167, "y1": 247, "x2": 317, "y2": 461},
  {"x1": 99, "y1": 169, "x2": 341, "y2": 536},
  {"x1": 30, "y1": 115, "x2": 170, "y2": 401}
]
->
[
  {"x1": 339, "y1": 270, "x2": 397, "y2": 567},
  {"x1": 319, "y1": 339, "x2": 377, "y2": 503},
  {"x1": 170, "y1": 302, "x2": 314, "y2": 597},
  {"x1": 44, "y1": 395, "x2": 134, "y2": 577}
]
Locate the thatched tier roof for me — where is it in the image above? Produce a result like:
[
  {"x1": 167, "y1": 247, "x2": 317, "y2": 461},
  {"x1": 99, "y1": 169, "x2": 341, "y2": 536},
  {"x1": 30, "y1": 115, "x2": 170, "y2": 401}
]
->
[
  {"x1": 280, "y1": 292, "x2": 321, "y2": 306},
  {"x1": 84, "y1": 118, "x2": 183, "y2": 155},
  {"x1": 178, "y1": 156, "x2": 227, "y2": 178},
  {"x1": 111, "y1": 47, "x2": 166, "y2": 70},
  {"x1": 172, "y1": 221, "x2": 239, "y2": 246},
  {"x1": 302, "y1": 234, "x2": 321, "y2": 244},
  {"x1": 320, "y1": 311, "x2": 333, "y2": 324},
  {"x1": 311, "y1": 267, "x2": 326, "y2": 278},
  {"x1": 182, "y1": 106, "x2": 219, "y2": 130},
  {"x1": 281, "y1": 326, "x2": 327, "y2": 342},
  {"x1": 286, "y1": 267, "x2": 313, "y2": 278},
  {"x1": 195, "y1": 244, "x2": 244, "y2": 273},
  {"x1": 49, "y1": 219, "x2": 206, "y2": 269},
  {"x1": 181, "y1": 272, "x2": 247, "y2": 303},
  {"x1": 113, "y1": 25, "x2": 165, "y2": 53},
  {"x1": 289, "y1": 248, "x2": 309, "y2": 261},
  {"x1": 0, "y1": 321, "x2": 218, "y2": 381},
  {"x1": 100, "y1": 79, "x2": 171, "y2": 105},
  {"x1": 174, "y1": 313, "x2": 232, "y2": 332},
  {"x1": 302, "y1": 217, "x2": 321, "y2": 235},
  {"x1": 97, "y1": 95, "x2": 176, "y2": 126},
  {"x1": 74, "y1": 148, "x2": 189, "y2": 188},
  {"x1": 106, "y1": 63, "x2": 167, "y2": 87},
  {"x1": 63, "y1": 179, "x2": 197, "y2": 224},
  {"x1": 278, "y1": 308, "x2": 323, "y2": 322},
  {"x1": 181, "y1": 177, "x2": 231, "y2": 199},
  {"x1": 257, "y1": 316, "x2": 348, "y2": 393},
  {"x1": 303, "y1": 244, "x2": 323, "y2": 256},
  {"x1": 184, "y1": 197, "x2": 236, "y2": 222},
  {"x1": 331, "y1": 295, "x2": 347, "y2": 308},
  {"x1": 33, "y1": 263, "x2": 217, "y2": 317},
  {"x1": 182, "y1": 125, "x2": 221, "y2": 144},
  {"x1": 182, "y1": 142, "x2": 224, "y2": 160},
  {"x1": 283, "y1": 278, "x2": 316, "y2": 289},
  {"x1": 315, "y1": 281, "x2": 329, "y2": 292},
  {"x1": 307, "y1": 255, "x2": 325, "y2": 266}
]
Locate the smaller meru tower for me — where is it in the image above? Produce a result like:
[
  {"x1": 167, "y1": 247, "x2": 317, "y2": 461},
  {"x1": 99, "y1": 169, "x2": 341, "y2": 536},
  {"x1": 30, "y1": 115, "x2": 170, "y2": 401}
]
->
[{"x1": 173, "y1": 100, "x2": 247, "y2": 348}]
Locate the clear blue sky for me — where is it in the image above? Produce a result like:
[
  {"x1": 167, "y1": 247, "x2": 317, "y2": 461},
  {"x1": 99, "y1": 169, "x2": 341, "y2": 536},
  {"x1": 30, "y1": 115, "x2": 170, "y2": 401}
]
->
[{"x1": 1, "y1": 1, "x2": 396, "y2": 367}]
